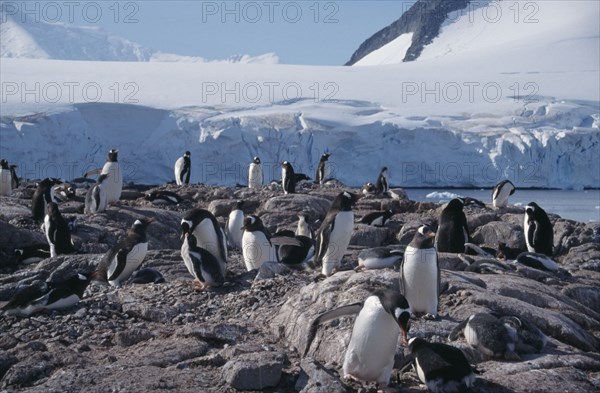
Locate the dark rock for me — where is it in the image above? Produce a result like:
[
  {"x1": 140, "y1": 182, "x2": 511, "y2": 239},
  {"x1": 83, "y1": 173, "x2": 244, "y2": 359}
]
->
[
  {"x1": 471, "y1": 221, "x2": 525, "y2": 250},
  {"x1": 350, "y1": 224, "x2": 389, "y2": 247},
  {"x1": 295, "y1": 357, "x2": 346, "y2": 393},
  {"x1": 222, "y1": 352, "x2": 285, "y2": 390},
  {"x1": 178, "y1": 323, "x2": 246, "y2": 344},
  {"x1": 114, "y1": 328, "x2": 154, "y2": 347},
  {"x1": 122, "y1": 338, "x2": 210, "y2": 368},
  {"x1": 0, "y1": 351, "x2": 18, "y2": 380}
]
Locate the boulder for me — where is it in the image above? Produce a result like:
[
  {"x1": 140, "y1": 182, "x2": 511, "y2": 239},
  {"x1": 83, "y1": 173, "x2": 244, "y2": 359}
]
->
[{"x1": 222, "y1": 352, "x2": 285, "y2": 390}]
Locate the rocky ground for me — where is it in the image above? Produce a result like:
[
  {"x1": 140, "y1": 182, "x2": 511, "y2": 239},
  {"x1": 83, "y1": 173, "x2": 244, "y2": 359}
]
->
[{"x1": 1, "y1": 181, "x2": 599, "y2": 393}]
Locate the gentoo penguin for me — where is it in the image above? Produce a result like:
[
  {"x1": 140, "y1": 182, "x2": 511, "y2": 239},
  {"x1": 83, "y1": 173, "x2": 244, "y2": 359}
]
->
[
  {"x1": 43, "y1": 202, "x2": 74, "y2": 258},
  {"x1": 405, "y1": 337, "x2": 476, "y2": 393},
  {"x1": 376, "y1": 167, "x2": 389, "y2": 194},
  {"x1": 31, "y1": 178, "x2": 61, "y2": 221},
  {"x1": 361, "y1": 182, "x2": 377, "y2": 196},
  {"x1": 130, "y1": 268, "x2": 165, "y2": 284},
  {"x1": 86, "y1": 149, "x2": 122, "y2": 204},
  {"x1": 304, "y1": 290, "x2": 410, "y2": 391},
  {"x1": 515, "y1": 251, "x2": 559, "y2": 271},
  {"x1": 281, "y1": 161, "x2": 296, "y2": 194},
  {"x1": 295, "y1": 214, "x2": 314, "y2": 239},
  {"x1": 524, "y1": 202, "x2": 554, "y2": 256},
  {"x1": 181, "y1": 208, "x2": 227, "y2": 276},
  {"x1": 84, "y1": 174, "x2": 109, "y2": 214},
  {"x1": 9, "y1": 164, "x2": 19, "y2": 189},
  {"x1": 241, "y1": 215, "x2": 277, "y2": 271},
  {"x1": 355, "y1": 247, "x2": 403, "y2": 271},
  {"x1": 248, "y1": 156, "x2": 263, "y2": 189},
  {"x1": 2, "y1": 273, "x2": 93, "y2": 316},
  {"x1": 53, "y1": 184, "x2": 76, "y2": 202},
  {"x1": 435, "y1": 198, "x2": 470, "y2": 253},
  {"x1": 492, "y1": 180, "x2": 516, "y2": 208},
  {"x1": 449, "y1": 313, "x2": 519, "y2": 360},
  {"x1": 225, "y1": 200, "x2": 245, "y2": 249},
  {"x1": 144, "y1": 190, "x2": 182, "y2": 205},
  {"x1": 358, "y1": 209, "x2": 394, "y2": 227},
  {"x1": 400, "y1": 225, "x2": 439, "y2": 318},
  {"x1": 500, "y1": 315, "x2": 547, "y2": 354},
  {"x1": 14, "y1": 244, "x2": 50, "y2": 264},
  {"x1": 181, "y1": 232, "x2": 225, "y2": 290},
  {"x1": 270, "y1": 232, "x2": 315, "y2": 268},
  {"x1": 315, "y1": 153, "x2": 331, "y2": 185},
  {"x1": 174, "y1": 151, "x2": 191, "y2": 185},
  {"x1": 0, "y1": 159, "x2": 12, "y2": 195},
  {"x1": 315, "y1": 191, "x2": 357, "y2": 276},
  {"x1": 497, "y1": 242, "x2": 522, "y2": 260},
  {"x1": 96, "y1": 218, "x2": 153, "y2": 287}
]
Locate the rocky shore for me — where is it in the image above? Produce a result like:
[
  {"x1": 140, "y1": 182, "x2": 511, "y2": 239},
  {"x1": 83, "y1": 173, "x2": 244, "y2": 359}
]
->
[{"x1": 1, "y1": 181, "x2": 599, "y2": 392}]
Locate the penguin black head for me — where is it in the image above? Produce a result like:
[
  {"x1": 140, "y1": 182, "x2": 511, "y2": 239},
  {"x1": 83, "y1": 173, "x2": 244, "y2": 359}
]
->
[
  {"x1": 241, "y1": 215, "x2": 264, "y2": 231},
  {"x1": 0, "y1": 159, "x2": 8, "y2": 169},
  {"x1": 131, "y1": 218, "x2": 153, "y2": 235},
  {"x1": 281, "y1": 161, "x2": 293, "y2": 169},
  {"x1": 408, "y1": 337, "x2": 427, "y2": 352},
  {"x1": 184, "y1": 151, "x2": 191, "y2": 158},
  {"x1": 253, "y1": 157, "x2": 261, "y2": 164},
  {"x1": 46, "y1": 201, "x2": 61, "y2": 217},
  {"x1": 321, "y1": 153, "x2": 330, "y2": 161},
  {"x1": 373, "y1": 289, "x2": 411, "y2": 344},
  {"x1": 410, "y1": 225, "x2": 436, "y2": 249},
  {"x1": 107, "y1": 149, "x2": 119, "y2": 162},
  {"x1": 234, "y1": 200, "x2": 245, "y2": 210},
  {"x1": 447, "y1": 198, "x2": 465, "y2": 211},
  {"x1": 380, "y1": 166, "x2": 388, "y2": 174},
  {"x1": 337, "y1": 191, "x2": 358, "y2": 211},
  {"x1": 38, "y1": 178, "x2": 62, "y2": 189},
  {"x1": 525, "y1": 202, "x2": 539, "y2": 217}
]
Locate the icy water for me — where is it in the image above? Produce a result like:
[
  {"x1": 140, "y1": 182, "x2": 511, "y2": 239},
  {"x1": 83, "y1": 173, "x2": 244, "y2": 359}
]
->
[{"x1": 406, "y1": 189, "x2": 600, "y2": 223}]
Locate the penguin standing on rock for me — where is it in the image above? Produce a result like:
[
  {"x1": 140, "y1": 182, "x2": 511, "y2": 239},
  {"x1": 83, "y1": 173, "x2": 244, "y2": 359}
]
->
[
  {"x1": 181, "y1": 232, "x2": 225, "y2": 290},
  {"x1": 401, "y1": 225, "x2": 439, "y2": 318},
  {"x1": 524, "y1": 202, "x2": 554, "y2": 257},
  {"x1": 32, "y1": 178, "x2": 61, "y2": 221},
  {"x1": 84, "y1": 174, "x2": 109, "y2": 214},
  {"x1": 492, "y1": 180, "x2": 516, "y2": 208},
  {"x1": 304, "y1": 290, "x2": 410, "y2": 391},
  {"x1": 248, "y1": 157, "x2": 263, "y2": 189},
  {"x1": 174, "y1": 151, "x2": 191, "y2": 185},
  {"x1": 449, "y1": 313, "x2": 519, "y2": 360},
  {"x1": 2, "y1": 273, "x2": 94, "y2": 316},
  {"x1": 404, "y1": 337, "x2": 476, "y2": 393},
  {"x1": 315, "y1": 191, "x2": 357, "y2": 276},
  {"x1": 315, "y1": 153, "x2": 330, "y2": 185},
  {"x1": 376, "y1": 167, "x2": 389, "y2": 194},
  {"x1": 281, "y1": 161, "x2": 296, "y2": 194},
  {"x1": 85, "y1": 149, "x2": 122, "y2": 204},
  {"x1": 225, "y1": 200, "x2": 245, "y2": 249},
  {"x1": 181, "y1": 208, "x2": 228, "y2": 276},
  {"x1": 241, "y1": 215, "x2": 277, "y2": 271},
  {"x1": 44, "y1": 202, "x2": 74, "y2": 258},
  {"x1": 435, "y1": 198, "x2": 470, "y2": 253},
  {"x1": 9, "y1": 164, "x2": 19, "y2": 189},
  {"x1": 0, "y1": 159, "x2": 12, "y2": 195},
  {"x1": 96, "y1": 218, "x2": 153, "y2": 287}
]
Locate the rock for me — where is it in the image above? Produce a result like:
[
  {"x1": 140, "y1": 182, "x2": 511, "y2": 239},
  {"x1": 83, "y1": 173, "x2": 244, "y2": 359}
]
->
[
  {"x1": 262, "y1": 195, "x2": 332, "y2": 221},
  {"x1": 562, "y1": 285, "x2": 600, "y2": 314},
  {"x1": 208, "y1": 199, "x2": 236, "y2": 218},
  {"x1": 178, "y1": 323, "x2": 246, "y2": 344},
  {"x1": 471, "y1": 221, "x2": 525, "y2": 250},
  {"x1": 222, "y1": 352, "x2": 285, "y2": 390},
  {"x1": 350, "y1": 224, "x2": 389, "y2": 247},
  {"x1": 122, "y1": 338, "x2": 210, "y2": 368},
  {"x1": 114, "y1": 328, "x2": 154, "y2": 347},
  {"x1": 122, "y1": 303, "x2": 178, "y2": 323},
  {"x1": 295, "y1": 358, "x2": 346, "y2": 393},
  {"x1": 0, "y1": 351, "x2": 18, "y2": 380},
  {"x1": 0, "y1": 220, "x2": 47, "y2": 269},
  {"x1": 467, "y1": 212, "x2": 500, "y2": 232}
]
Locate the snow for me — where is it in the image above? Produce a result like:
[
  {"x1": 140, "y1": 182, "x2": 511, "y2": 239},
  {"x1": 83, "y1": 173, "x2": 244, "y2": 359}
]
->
[
  {"x1": 0, "y1": 1, "x2": 598, "y2": 189},
  {"x1": 426, "y1": 192, "x2": 464, "y2": 201},
  {"x1": 354, "y1": 33, "x2": 414, "y2": 66}
]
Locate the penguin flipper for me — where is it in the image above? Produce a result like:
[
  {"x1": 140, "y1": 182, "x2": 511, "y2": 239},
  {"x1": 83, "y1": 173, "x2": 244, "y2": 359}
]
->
[
  {"x1": 448, "y1": 319, "x2": 469, "y2": 341},
  {"x1": 2, "y1": 282, "x2": 48, "y2": 310},
  {"x1": 107, "y1": 249, "x2": 129, "y2": 282},
  {"x1": 270, "y1": 236, "x2": 303, "y2": 247},
  {"x1": 84, "y1": 168, "x2": 102, "y2": 178},
  {"x1": 92, "y1": 185, "x2": 101, "y2": 211},
  {"x1": 303, "y1": 302, "x2": 363, "y2": 357}
]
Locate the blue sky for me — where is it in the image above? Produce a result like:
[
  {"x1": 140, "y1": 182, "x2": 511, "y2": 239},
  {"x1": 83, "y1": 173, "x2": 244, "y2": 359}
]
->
[{"x1": 30, "y1": 1, "x2": 417, "y2": 65}]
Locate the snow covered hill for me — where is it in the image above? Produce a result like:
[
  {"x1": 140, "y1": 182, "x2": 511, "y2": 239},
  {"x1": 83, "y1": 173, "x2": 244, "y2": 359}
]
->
[{"x1": 0, "y1": 1, "x2": 598, "y2": 189}]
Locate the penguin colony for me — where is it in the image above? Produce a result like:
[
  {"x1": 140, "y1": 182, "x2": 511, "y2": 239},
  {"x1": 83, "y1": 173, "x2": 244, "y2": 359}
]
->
[{"x1": 1, "y1": 150, "x2": 562, "y2": 392}]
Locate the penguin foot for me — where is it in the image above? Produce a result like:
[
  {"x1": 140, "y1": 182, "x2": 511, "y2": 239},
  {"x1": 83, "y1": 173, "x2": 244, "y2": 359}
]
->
[
  {"x1": 423, "y1": 313, "x2": 437, "y2": 320},
  {"x1": 193, "y1": 280, "x2": 206, "y2": 291}
]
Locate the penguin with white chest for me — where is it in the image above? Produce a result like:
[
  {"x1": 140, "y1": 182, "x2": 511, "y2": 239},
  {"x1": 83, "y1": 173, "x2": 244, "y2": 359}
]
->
[
  {"x1": 449, "y1": 313, "x2": 519, "y2": 360},
  {"x1": 304, "y1": 289, "x2": 411, "y2": 391},
  {"x1": 96, "y1": 218, "x2": 153, "y2": 287},
  {"x1": 524, "y1": 202, "x2": 554, "y2": 257},
  {"x1": 86, "y1": 149, "x2": 122, "y2": 204},
  {"x1": 181, "y1": 232, "x2": 225, "y2": 290},
  {"x1": 401, "y1": 225, "x2": 439, "y2": 318},
  {"x1": 2, "y1": 273, "x2": 94, "y2": 316},
  {"x1": 356, "y1": 247, "x2": 403, "y2": 271},
  {"x1": 225, "y1": 200, "x2": 245, "y2": 250},
  {"x1": 405, "y1": 337, "x2": 476, "y2": 393},
  {"x1": 31, "y1": 178, "x2": 61, "y2": 221},
  {"x1": 315, "y1": 191, "x2": 357, "y2": 276},
  {"x1": 295, "y1": 214, "x2": 313, "y2": 239},
  {"x1": 144, "y1": 190, "x2": 182, "y2": 205},
  {"x1": 0, "y1": 159, "x2": 12, "y2": 195},
  {"x1": 435, "y1": 198, "x2": 470, "y2": 253},
  {"x1": 174, "y1": 151, "x2": 191, "y2": 185},
  {"x1": 181, "y1": 208, "x2": 228, "y2": 276},
  {"x1": 315, "y1": 153, "x2": 330, "y2": 185},
  {"x1": 44, "y1": 202, "x2": 74, "y2": 258},
  {"x1": 270, "y1": 231, "x2": 315, "y2": 269},
  {"x1": 376, "y1": 166, "x2": 389, "y2": 194},
  {"x1": 281, "y1": 161, "x2": 296, "y2": 194},
  {"x1": 492, "y1": 180, "x2": 516, "y2": 208},
  {"x1": 241, "y1": 215, "x2": 277, "y2": 271},
  {"x1": 248, "y1": 157, "x2": 263, "y2": 189},
  {"x1": 84, "y1": 173, "x2": 109, "y2": 214}
]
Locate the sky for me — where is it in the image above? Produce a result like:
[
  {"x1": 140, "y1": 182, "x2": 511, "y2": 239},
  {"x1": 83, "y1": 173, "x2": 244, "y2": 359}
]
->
[{"x1": 16, "y1": 0, "x2": 417, "y2": 65}]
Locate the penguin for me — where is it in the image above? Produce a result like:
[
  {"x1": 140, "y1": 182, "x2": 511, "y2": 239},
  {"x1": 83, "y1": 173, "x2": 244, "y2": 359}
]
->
[
  {"x1": 86, "y1": 149, "x2": 122, "y2": 204},
  {"x1": 0, "y1": 159, "x2": 11, "y2": 195},
  {"x1": 96, "y1": 218, "x2": 153, "y2": 287},
  {"x1": 295, "y1": 214, "x2": 314, "y2": 239},
  {"x1": 270, "y1": 232, "x2": 315, "y2": 268},
  {"x1": 515, "y1": 252, "x2": 559, "y2": 271},
  {"x1": 315, "y1": 191, "x2": 357, "y2": 276},
  {"x1": 400, "y1": 225, "x2": 439, "y2": 318},
  {"x1": 358, "y1": 209, "x2": 394, "y2": 227},
  {"x1": 53, "y1": 184, "x2": 76, "y2": 202},
  {"x1": 304, "y1": 289, "x2": 410, "y2": 391},
  {"x1": 248, "y1": 156, "x2": 263, "y2": 189},
  {"x1": 499, "y1": 315, "x2": 547, "y2": 354},
  {"x1": 524, "y1": 202, "x2": 554, "y2": 256},
  {"x1": 31, "y1": 178, "x2": 61, "y2": 221},
  {"x1": 9, "y1": 164, "x2": 19, "y2": 189},
  {"x1": 375, "y1": 167, "x2": 389, "y2": 194},
  {"x1": 405, "y1": 337, "x2": 476, "y2": 393},
  {"x1": 181, "y1": 232, "x2": 225, "y2": 290},
  {"x1": 14, "y1": 244, "x2": 51, "y2": 264},
  {"x1": 225, "y1": 200, "x2": 245, "y2": 249},
  {"x1": 84, "y1": 174, "x2": 109, "y2": 214},
  {"x1": 130, "y1": 268, "x2": 165, "y2": 284},
  {"x1": 281, "y1": 161, "x2": 297, "y2": 194},
  {"x1": 43, "y1": 202, "x2": 74, "y2": 258},
  {"x1": 361, "y1": 182, "x2": 377, "y2": 196},
  {"x1": 497, "y1": 242, "x2": 522, "y2": 260},
  {"x1": 449, "y1": 313, "x2": 519, "y2": 360},
  {"x1": 2, "y1": 273, "x2": 93, "y2": 316},
  {"x1": 355, "y1": 247, "x2": 403, "y2": 271},
  {"x1": 435, "y1": 198, "x2": 470, "y2": 253},
  {"x1": 315, "y1": 153, "x2": 331, "y2": 185},
  {"x1": 174, "y1": 151, "x2": 191, "y2": 185},
  {"x1": 492, "y1": 180, "x2": 516, "y2": 208},
  {"x1": 241, "y1": 215, "x2": 277, "y2": 271},
  {"x1": 181, "y1": 208, "x2": 227, "y2": 276},
  {"x1": 144, "y1": 190, "x2": 182, "y2": 205}
]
